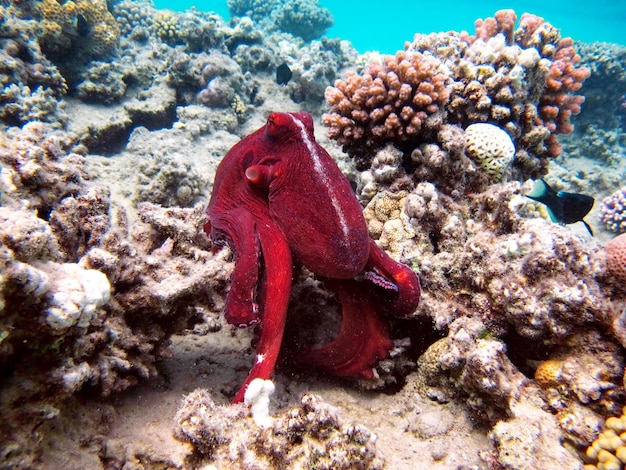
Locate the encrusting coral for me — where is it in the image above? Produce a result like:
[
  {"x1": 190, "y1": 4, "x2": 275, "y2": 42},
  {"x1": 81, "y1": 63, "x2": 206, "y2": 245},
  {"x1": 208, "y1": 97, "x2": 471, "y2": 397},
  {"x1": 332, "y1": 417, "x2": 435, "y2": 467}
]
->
[
  {"x1": 174, "y1": 389, "x2": 384, "y2": 469},
  {"x1": 605, "y1": 233, "x2": 626, "y2": 283}
]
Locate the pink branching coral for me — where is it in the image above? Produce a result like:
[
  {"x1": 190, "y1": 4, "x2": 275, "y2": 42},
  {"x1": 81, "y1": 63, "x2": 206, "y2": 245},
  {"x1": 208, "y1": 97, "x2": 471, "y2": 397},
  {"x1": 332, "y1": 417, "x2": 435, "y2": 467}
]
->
[
  {"x1": 464, "y1": 11, "x2": 590, "y2": 159},
  {"x1": 470, "y1": 9, "x2": 518, "y2": 44},
  {"x1": 323, "y1": 50, "x2": 449, "y2": 164},
  {"x1": 324, "y1": 10, "x2": 590, "y2": 180}
]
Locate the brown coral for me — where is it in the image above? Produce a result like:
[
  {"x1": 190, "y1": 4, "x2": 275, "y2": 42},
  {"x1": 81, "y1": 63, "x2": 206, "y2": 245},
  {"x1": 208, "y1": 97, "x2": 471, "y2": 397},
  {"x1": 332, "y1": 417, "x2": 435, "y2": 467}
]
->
[
  {"x1": 585, "y1": 407, "x2": 626, "y2": 470},
  {"x1": 36, "y1": 0, "x2": 120, "y2": 59}
]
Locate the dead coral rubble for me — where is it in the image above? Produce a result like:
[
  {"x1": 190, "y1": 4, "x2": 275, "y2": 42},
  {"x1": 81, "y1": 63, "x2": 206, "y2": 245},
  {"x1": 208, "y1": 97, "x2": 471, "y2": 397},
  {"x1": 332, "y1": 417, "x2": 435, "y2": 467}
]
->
[
  {"x1": 175, "y1": 389, "x2": 383, "y2": 469},
  {"x1": 0, "y1": 123, "x2": 230, "y2": 467}
]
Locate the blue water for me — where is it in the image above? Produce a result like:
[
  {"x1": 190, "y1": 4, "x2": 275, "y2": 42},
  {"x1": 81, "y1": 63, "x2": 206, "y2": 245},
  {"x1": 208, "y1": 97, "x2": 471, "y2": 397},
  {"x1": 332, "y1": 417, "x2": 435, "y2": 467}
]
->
[{"x1": 153, "y1": 0, "x2": 626, "y2": 53}]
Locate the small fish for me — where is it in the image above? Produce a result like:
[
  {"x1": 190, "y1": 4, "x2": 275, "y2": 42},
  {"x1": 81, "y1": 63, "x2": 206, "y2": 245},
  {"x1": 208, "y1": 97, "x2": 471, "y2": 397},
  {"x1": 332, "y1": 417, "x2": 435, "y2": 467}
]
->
[
  {"x1": 526, "y1": 178, "x2": 595, "y2": 235},
  {"x1": 276, "y1": 63, "x2": 292, "y2": 85},
  {"x1": 76, "y1": 14, "x2": 91, "y2": 37}
]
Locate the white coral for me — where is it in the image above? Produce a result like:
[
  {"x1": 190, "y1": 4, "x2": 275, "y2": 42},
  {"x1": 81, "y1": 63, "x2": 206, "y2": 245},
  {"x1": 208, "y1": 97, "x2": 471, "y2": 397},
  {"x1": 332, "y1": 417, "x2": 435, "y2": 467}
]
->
[
  {"x1": 45, "y1": 263, "x2": 111, "y2": 330},
  {"x1": 465, "y1": 123, "x2": 515, "y2": 181}
]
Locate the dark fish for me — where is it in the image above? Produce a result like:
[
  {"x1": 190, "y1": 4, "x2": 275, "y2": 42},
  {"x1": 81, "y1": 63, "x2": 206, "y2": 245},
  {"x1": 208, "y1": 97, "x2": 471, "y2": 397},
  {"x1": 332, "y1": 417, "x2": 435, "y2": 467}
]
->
[
  {"x1": 276, "y1": 63, "x2": 292, "y2": 85},
  {"x1": 76, "y1": 14, "x2": 91, "y2": 37},
  {"x1": 527, "y1": 178, "x2": 595, "y2": 235}
]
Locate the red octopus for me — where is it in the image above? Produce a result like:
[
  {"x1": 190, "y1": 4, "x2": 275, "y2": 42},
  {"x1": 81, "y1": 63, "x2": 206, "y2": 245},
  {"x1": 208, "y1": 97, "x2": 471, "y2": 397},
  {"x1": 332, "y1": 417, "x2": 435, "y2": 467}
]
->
[{"x1": 206, "y1": 112, "x2": 420, "y2": 403}]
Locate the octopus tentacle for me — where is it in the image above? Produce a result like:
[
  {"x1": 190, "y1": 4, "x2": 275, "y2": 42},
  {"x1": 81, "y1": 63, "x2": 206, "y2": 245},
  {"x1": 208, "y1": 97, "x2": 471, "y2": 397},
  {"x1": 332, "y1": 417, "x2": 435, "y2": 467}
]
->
[
  {"x1": 365, "y1": 240, "x2": 421, "y2": 317},
  {"x1": 209, "y1": 208, "x2": 263, "y2": 327},
  {"x1": 301, "y1": 279, "x2": 394, "y2": 379},
  {"x1": 232, "y1": 222, "x2": 292, "y2": 403}
]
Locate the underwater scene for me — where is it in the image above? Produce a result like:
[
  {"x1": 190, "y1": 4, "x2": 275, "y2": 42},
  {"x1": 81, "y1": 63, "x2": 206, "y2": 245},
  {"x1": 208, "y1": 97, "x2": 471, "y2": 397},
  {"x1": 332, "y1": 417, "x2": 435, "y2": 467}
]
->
[{"x1": 1, "y1": 0, "x2": 626, "y2": 469}]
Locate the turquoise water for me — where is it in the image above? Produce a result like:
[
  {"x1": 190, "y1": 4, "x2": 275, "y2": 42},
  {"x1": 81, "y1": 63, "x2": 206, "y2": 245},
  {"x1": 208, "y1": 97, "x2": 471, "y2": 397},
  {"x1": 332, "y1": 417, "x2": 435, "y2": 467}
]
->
[{"x1": 153, "y1": 0, "x2": 626, "y2": 53}]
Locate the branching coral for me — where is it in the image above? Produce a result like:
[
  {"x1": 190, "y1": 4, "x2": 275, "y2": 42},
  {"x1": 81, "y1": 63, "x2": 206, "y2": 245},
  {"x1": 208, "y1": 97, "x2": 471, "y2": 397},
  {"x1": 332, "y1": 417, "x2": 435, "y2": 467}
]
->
[
  {"x1": 601, "y1": 188, "x2": 626, "y2": 234},
  {"x1": 459, "y1": 11, "x2": 589, "y2": 161},
  {"x1": 323, "y1": 49, "x2": 449, "y2": 161},
  {"x1": 324, "y1": 10, "x2": 590, "y2": 182}
]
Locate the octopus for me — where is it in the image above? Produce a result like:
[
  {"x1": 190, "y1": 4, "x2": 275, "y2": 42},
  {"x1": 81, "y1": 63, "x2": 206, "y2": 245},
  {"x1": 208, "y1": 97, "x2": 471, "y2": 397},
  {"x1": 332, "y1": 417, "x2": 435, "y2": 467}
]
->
[{"x1": 205, "y1": 112, "x2": 420, "y2": 403}]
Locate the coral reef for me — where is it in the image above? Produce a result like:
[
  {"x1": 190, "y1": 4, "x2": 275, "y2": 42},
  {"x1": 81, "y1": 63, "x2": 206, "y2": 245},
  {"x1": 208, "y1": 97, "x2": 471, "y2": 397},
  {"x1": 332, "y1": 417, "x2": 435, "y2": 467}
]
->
[
  {"x1": 601, "y1": 188, "x2": 626, "y2": 234},
  {"x1": 0, "y1": 8, "x2": 68, "y2": 127},
  {"x1": 227, "y1": 0, "x2": 333, "y2": 41},
  {"x1": 0, "y1": 2, "x2": 624, "y2": 469},
  {"x1": 324, "y1": 10, "x2": 590, "y2": 181},
  {"x1": 408, "y1": 182, "x2": 614, "y2": 344},
  {"x1": 0, "y1": 123, "x2": 231, "y2": 465},
  {"x1": 357, "y1": 177, "x2": 626, "y2": 443},
  {"x1": 174, "y1": 389, "x2": 384, "y2": 469}
]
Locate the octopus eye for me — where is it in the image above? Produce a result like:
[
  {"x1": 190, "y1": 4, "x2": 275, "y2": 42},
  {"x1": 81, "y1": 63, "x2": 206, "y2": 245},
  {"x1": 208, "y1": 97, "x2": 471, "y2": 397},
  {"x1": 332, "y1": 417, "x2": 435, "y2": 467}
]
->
[{"x1": 265, "y1": 112, "x2": 292, "y2": 140}]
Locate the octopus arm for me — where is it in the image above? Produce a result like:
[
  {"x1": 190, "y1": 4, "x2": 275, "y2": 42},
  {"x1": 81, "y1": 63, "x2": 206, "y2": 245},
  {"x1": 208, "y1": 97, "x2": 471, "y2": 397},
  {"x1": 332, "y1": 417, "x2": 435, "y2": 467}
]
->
[
  {"x1": 232, "y1": 221, "x2": 292, "y2": 403},
  {"x1": 302, "y1": 279, "x2": 394, "y2": 379},
  {"x1": 208, "y1": 208, "x2": 263, "y2": 327}
]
